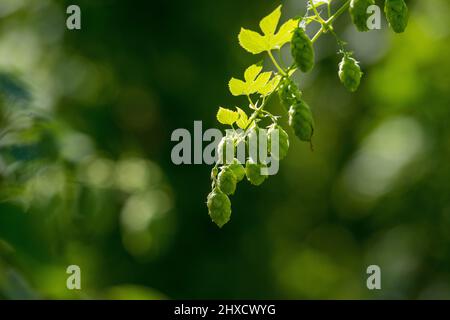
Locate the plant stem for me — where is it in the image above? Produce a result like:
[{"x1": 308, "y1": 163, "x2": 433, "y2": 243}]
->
[
  {"x1": 292, "y1": 0, "x2": 351, "y2": 69},
  {"x1": 326, "y1": 0, "x2": 350, "y2": 25},
  {"x1": 311, "y1": 27, "x2": 324, "y2": 43},
  {"x1": 247, "y1": 95, "x2": 255, "y2": 108},
  {"x1": 312, "y1": 0, "x2": 350, "y2": 43},
  {"x1": 268, "y1": 50, "x2": 287, "y2": 76},
  {"x1": 310, "y1": 1, "x2": 325, "y2": 24},
  {"x1": 243, "y1": 77, "x2": 285, "y2": 132},
  {"x1": 277, "y1": 49, "x2": 287, "y2": 69},
  {"x1": 244, "y1": 105, "x2": 263, "y2": 131}
]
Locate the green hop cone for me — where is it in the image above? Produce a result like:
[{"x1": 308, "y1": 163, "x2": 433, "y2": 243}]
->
[
  {"x1": 278, "y1": 78, "x2": 302, "y2": 110},
  {"x1": 268, "y1": 125, "x2": 290, "y2": 160},
  {"x1": 210, "y1": 166, "x2": 219, "y2": 181},
  {"x1": 228, "y1": 159, "x2": 245, "y2": 182},
  {"x1": 245, "y1": 160, "x2": 268, "y2": 186},
  {"x1": 291, "y1": 27, "x2": 314, "y2": 73},
  {"x1": 338, "y1": 55, "x2": 363, "y2": 92},
  {"x1": 288, "y1": 99, "x2": 314, "y2": 142},
  {"x1": 217, "y1": 167, "x2": 237, "y2": 195},
  {"x1": 384, "y1": 0, "x2": 409, "y2": 33},
  {"x1": 207, "y1": 189, "x2": 232, "y2": 228},
  {"x1": 350, "y1": 0, "x2": 376, "y2": 32}
]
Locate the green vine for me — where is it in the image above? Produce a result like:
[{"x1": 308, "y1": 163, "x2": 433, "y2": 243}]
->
[{"x1": 207, "y1": 0, "x2": 409, "y2": 228}]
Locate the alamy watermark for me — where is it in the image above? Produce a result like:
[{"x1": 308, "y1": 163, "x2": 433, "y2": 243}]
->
[
  {"x1": 366, "y1": 265, "x2": 381, "y2": 290},
  {"x1": 366, "y1": 5, "x2": 382, "y2": 30},
  {"x1": 66, "y1": 265, "x2": 81, "y2": 290},
  {"x1": 66, "y1": 5, "x2": 81, "y2": 30},
  {"x1": 171, "y1": 121, "x2": 281, "y2": 175}
]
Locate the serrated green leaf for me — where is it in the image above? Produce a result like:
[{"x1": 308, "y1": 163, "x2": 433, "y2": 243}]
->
[
  {"x1": 272, "y1": 19, "x2": 299, "y2": 49},
  {"x1": 259, "y1": 5, "x2": 282, "y2": 36},
  {"x1": 238, "y1": 5, "x2": 300, "y2": 54},
  {"x1": 249, "y1": 72, "x2": 272, "y2": 94},
  {"x1": 235, "y1": 107, "x2": 249, "y2": 129},
  {"x1": 228, "y1": 78, "x2": 247, "y2": 96},
  {"x1": 259, "y1": 75, "x2": 282, "y2": 96},
  {"x1": 244, "y1": 64, "x2": 263, "y2": 82},
  {"x1": 228, "y1": 63, "x2": 283, "y2": 97},
  {"x1": 238, "y1": 28, "x2": 267, "y2": 54},
  {"x1": 217, "y1": 107, "x2": 239, "y2": 125},
  {"x1": 229, "y1": 64, "x2": 272, "y2": 96}
]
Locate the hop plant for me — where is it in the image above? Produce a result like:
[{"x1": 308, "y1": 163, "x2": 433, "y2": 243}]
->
[
  {"x1": 291, "y1": 27, "x2": 315, "y2": 72},
  {"x1": 245, "y1": 160, "x2": 268, "y2": 186},
  {"x1": 217, "y1": 167, "x2": 237, "y2": 195},
  {"x1": 338, "y1": 53, "x2": 363, "y2": 92},
  {"x1": 289, "y1": 99, "x2": 315, "y2": 143},
  {"x1": 207, "y1": 189, "x2": 232, "y2": 228},
  {"x1": 206, "y1": 0, "x2": 409, "y2": 228},
  {"x1": 228, "y1": 159, "x2": 246, "y2": 182},
  {"x1": 278, "y1": 78, "x2": 302, "y2": 110},
  {"x1": 349, "y1": 0, "x2": 376, "y2": 32},
  {"x1": 384, "y1": 0, "x2": 409, "y2": 33}
]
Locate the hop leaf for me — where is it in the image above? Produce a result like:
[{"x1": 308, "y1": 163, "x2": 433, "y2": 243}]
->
[
  {"x1": 271, "y1": 19, "x2": 300, "y2": 50},
  {"x1": 235, "y1": 107, "x2": 254, "y2": 129},
  {"x1": 244, "y1": 64, "x2": 263, "y2": 82},
  {"x1": 238, "y1": 29, "x2": 267, "y2": 54},
  {"x1": 228, "y1": 64, "x2": 276, "y2": 96},
  {"x1": 259, "y1": 5, "x2": 282, "y2": 36},
  {"x1": 259, "y1": 75, "x2": 282, "y2": 96},
  {"x1": 228, "y1": 78, "x2": 248, "y2": 96},
  {"x1": 238, "y1": 5, "x2": 299, "y2": 54},
  {"x1": 249, "y1": 72, "x2": 272, "y2": 93},
  {"x1": 217, "y1": 107, "x2": 239, "y2": 125}
]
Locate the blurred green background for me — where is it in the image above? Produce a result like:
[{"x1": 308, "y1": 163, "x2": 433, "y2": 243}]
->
[{"x1": 0, "y1": 0, "x2": 449, "y2": 299}]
